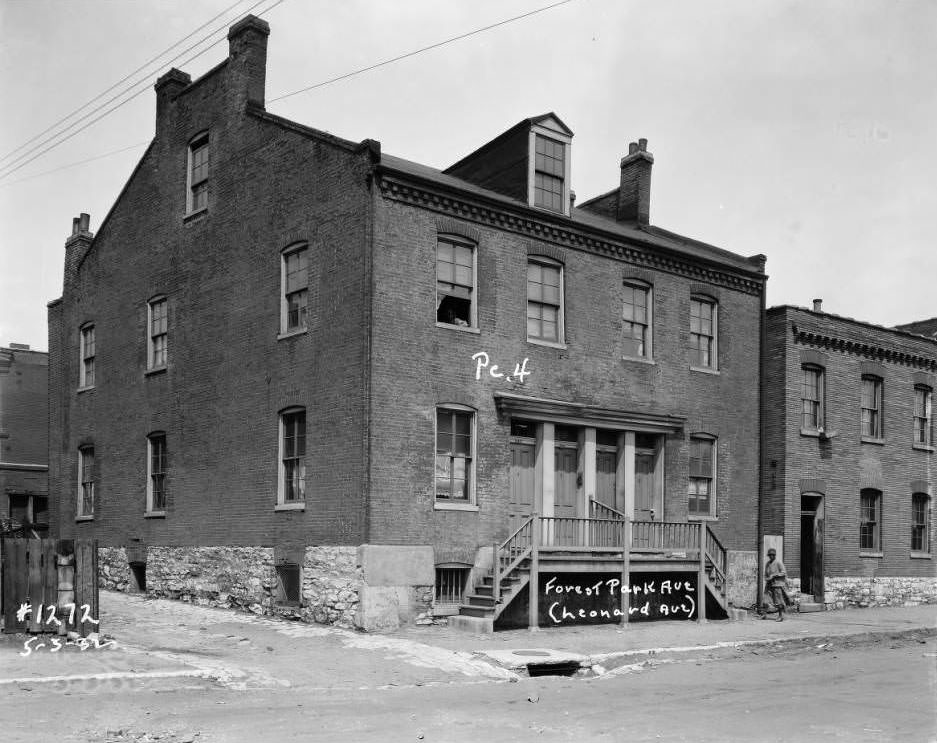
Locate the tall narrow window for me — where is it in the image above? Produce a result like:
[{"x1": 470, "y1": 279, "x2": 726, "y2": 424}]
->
[
  {"x1": 187, "y1": 132, "x2": 209, "y2": 213},
  {"x1": 147, "y1": 298, "x2": 168, "y2": 369},
  {"x1": 689, "y1": 298, "x2": 717, "y2": 369},
  {"x1": 436, "y1": 236, "x2": 476, "y2": 328},
  {"x1": 913, "y1": 386, "x2": 932, "y2": 447},
  {"x1": 622, "y1": 282, "x2": 651, "y2": 358},
  {"x1": 861, "y1": 376, "x2": 883, "y2": 439},
  {"x1": 79, "y1": 324, "x2": 95, "y2": 388},
  {"x1": 860, "y1": 489, "x2": 882, "y2": 552},
  {"x1": 147, "y1": 434, "x2": 167, "y2": 513},
  {"x1": 435, "y1": 407, "x2": 474, "y2": 503},
  {"x1": 688, "y1": 436, "x2": 716, "y2": 517},
  {"x1": 533, "y1": 135, "x2": 565, "y2": 212},
  {"x1": 77, "y1": 446, "x2": 95, "y2": 518},
  {"x1": 278, "y1": 408, "x2": 306, "y2": 505},
  {"x1": 281, "y1": 246, "x2": 308, "y2": 333},
  {"x1": 527, "y1": 259, "x2": 563, "y2": 344},
  {"x1": 801, "y1": 365, "x2": 825, "y2": 431},
  {"x1": 912, "y1": 493, "x2": 930, "y2": 553}
]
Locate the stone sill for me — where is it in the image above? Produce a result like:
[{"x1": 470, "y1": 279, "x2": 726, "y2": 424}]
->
[
  {"x1": 277, "y1": 328, "x2": 307, "y2": 341},
  {"x1": 435, "y1": 322, "x2": 480, "y2": 334},
  {"x1": 622, "y1": 355, "x2": 655, "y2": 366},
  {"x1": 526, "y1": 338, "x2": 567, "y2": 350},
  {"x1": 800, "y1": 428, "x2": 822, "y2": 438},
  {"x1": 687, "y1": 515, "x2": 718, "y2": 522},
  {"x1": 183, "y1": 208, "x2": 208, "y2": 224},
  {"x1": 275, "y1": 502, "x2": 305, "y2": 512},
  {"x1": 144, "y1": 366, "x2": 167, "y2": 377},
  {"x1": 861, "y1": 436, "x2": 885, "y2": 446},
  {"x1": 690, "y1": 365, "x2": 720, "y2": 376},
  {"x1": 75, "y1": 516, "x2": 94, "y2": 522},
  {"x1": 434, "y1": 502, "x2": 479, "y2": 512},
  {"x1": 912, "y1": 444, "x2": 935, "y2": 453},
  {"x1": 910, "y1": 553, "x2": 932, "y2": 559},
  {"x1": 144, "y1": 511, "x2": 166, "y2": 519},
  {"x1": 77, "y1": 386, "x2": 95, "y2": 394},
  {"x1": 859, "y1": 552, "x2": 884, "y2": 558}
]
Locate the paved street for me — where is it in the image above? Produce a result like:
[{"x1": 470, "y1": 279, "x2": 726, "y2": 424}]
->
[{"x1": 1, "y1": 593, "x2": 935, "y2": 742}]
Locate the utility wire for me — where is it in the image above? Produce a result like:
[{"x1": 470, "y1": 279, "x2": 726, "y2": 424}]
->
[
  {"x1": 0, "y1": 142, "x2": 150, "y2": 188},
  {"x1": 0, "y1": 0, "x2": 285, "y2": 182},
  {"x1": 0, "y1": 0, "x2": 250, "y2": 166},
  {"x1": 269, "y1": 0, "x2": 576, "y2": 103}
]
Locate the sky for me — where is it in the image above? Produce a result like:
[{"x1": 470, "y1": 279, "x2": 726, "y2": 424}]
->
[{"x1": 1, "y1": 0, "x2": 935, "y2": 352}]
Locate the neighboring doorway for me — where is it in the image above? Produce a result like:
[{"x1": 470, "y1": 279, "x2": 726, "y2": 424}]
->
[
  {"x1": 800, "y1": 494, "x2": 824, "y2": 601},
  {"x1": 634, "y1": 433, "x2": 661, "y2": 521},
  {"x1": 595, "y1": 430, "x2": 618, "y2": 511},
  {"x1": 553, "y1": 426, "x2": 579, "y2": 520},
  {"x1": 509, "y1": 422, "x2": 536, "y2": 536}
]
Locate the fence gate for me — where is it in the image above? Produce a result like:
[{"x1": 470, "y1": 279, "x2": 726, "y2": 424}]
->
[{"x1": 0, "y1": 539, "x2": 99, "y2": 636}]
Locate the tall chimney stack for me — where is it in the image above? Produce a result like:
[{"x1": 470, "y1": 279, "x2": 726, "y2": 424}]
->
[
  {"x1": 154, "y1": 68, "x2": 191, "y2": 134},
  {"x1": 812, "y1": 298, "x2": 823, "y2": 312},
  {"x1": 617, "y1": 138, "x2": 653, "y2": 224},
  {"x1": 63, "y1": 213, "x2": 94, "y2": 291},
  {"x1": 227, "y1": 15, "x2": 270, "y2": 109}
]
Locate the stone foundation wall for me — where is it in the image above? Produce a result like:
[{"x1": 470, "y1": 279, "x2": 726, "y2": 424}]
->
[
  {"x1": 823, "y1": 576, "x2": 937, "y2": 610},
  {"x1": 725, "y1": 550, "x2": 757, "y2": 608},
  {"x1": 98, "y1": 547, "x2": 131, "y2": 591},
  {"x1": 295, "y1": 546, "x2": 362, "y2": 628}
]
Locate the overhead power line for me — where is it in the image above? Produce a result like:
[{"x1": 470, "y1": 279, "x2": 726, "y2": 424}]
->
[
  {"x1": 0, "y1": 142, "x2": 150, "y2": 188},
  {"x1": 0, "y1": 0, "x2": 286, "y2": 182},
  {"x1": 268, "y1": 0, "x2": 576, "y2": 103},
  {"x1": 0, "y1": 0, "x2": 250, "y2": 167}
]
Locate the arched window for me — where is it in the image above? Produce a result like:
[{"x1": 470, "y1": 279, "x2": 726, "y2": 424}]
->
[
  {"x1": 186, "y1": 131, "x2": 209, "y2": 214},
  {"x1": 801, "y1": 365, "x2": 825, "y2": 431},
  {"x1": 689, "y1": 296, "x2": 718, "y2": 370},
  {"x1": 913, "y1": 385, "x2": 932, "y2": 447},
  {"x1": 147, "y1": 432, "x2": 167, "y2": 514},
  {"x1": 280, "y1": 244, "x2": 309, "y2": 334},
  {"x1": 912, "y1": 492, "x2": 930, "y2": 554},
  {"x1": 436, "y1": 235, "x2": 476, "y2": 328},
  {"x1": 622, "y1": 280, "x2": 652, "y2": 359},
  {"x1": 435, "y1": 405, "x2": 476, "y2": 505},
  {"x1": 859, "y1": 488, "x2": 882, "y2": 553},
  {"x1": 860, "y1": 375, "x2": 883, "y2": 439},
  {"x1": 277, "y1": 407, "x2": 306, "y2": 508}
]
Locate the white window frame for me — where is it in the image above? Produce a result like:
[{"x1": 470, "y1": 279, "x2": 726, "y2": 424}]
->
[
  {"x1": 434, "y1": 404, "x2": 477, "y2": 511},
  {"x1": 279, "y1": 244, "x2": 309, "y2": 336},
  {"x1": 527, "y1": 122, "x2": 572, "y2": 216},
  {"x1": 860, "y1": 375, "x2": 884, "y2": 440},
  {"x1": 526, "y1": 256, "x2": 565, "y2": 347},
  {"x1": 147, "y1": 297, "x2": 168, "y2": 370},
  {"x1": 622, "y1": 280, "x2": 652, "y2": 359},
  {"x1": 186, "y1": 131, "x2": 209, "y2": 215},
  {"x1": 689, "y1": 297, "x2": 718, "y2": 371},
  {"x1": 435, "y1": 235, "x2": 478, "y2": 331},
  {"x1": 79, "y1": 324, "x2": 95, "y2": 389},
  {"x1": 277, "y1": 407, "x2": 306, "y2": 510},
  {"x1": 859, "y1": 488, "x2": 882, "y2": 554},
  {"x1": 687, "y1": 434, "x2": 717, "y2": 519},
  {"x1": 146, "y1": 433, "x2": 167, "y2": 515},
  {"x1": 77, "y1": 446, "x2": 95, "y2": 520},
  {"x1": 913, "y1": 385, "x2": 933, "y2": 448},
  {"x1": 911, "y1": 493, "x2": 930, "y2": 554},
  {"x1": 801, "y1": 365, "x2": 825, "y2": 432}
]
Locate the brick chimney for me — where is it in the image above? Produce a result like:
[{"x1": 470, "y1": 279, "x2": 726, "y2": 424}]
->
[
  {"x1": 227, "y1": 15, "x2": 270, "y2": 109},
  {"x1": 63, "y1": 213, "x2": 93, "y2": 290},
  {"x1": 617, "y1": 138, "x2": 653, "y2": 225},
  {"x1": 154, "y1": 68, "x2": 191, "y2": 134}
]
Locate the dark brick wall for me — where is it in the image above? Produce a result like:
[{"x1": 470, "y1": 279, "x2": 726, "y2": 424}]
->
[
  {"x1": 760, "y1": 310, "x2": 788, "y2": 537},
  {"x1": 366, "y1": 195, "x2": 763, "y2": 555},
  {"x1": 50, "y1": 55, "x2": 372, "y2": 548},
  {"x1": 764, "y1": 306, "x2": 937, "y2": 578}
]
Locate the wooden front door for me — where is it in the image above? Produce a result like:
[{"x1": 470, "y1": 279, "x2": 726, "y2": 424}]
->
[
  {"x1": 595, "y1": 449, "x2": 617, "y2": 509},
  {"x1": 509, "y1": 441, "x2": 536, "y2": 535},
  {"x1": 554, "y1": 443, "x2": 579, "y2": 519},
  {"x1": 635, "y1": 451, "x2": 656, "y2": 520}
]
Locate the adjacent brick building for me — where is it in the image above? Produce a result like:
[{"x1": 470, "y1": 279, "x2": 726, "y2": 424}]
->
[
  {"x1": 0, "y1": 344, "x2": 49, "y2": 534},
  {"x1": 49, "y1": 16, "x2": 767, "y2": 629},
  {"x1": 762, "y1": 303, "x2": 937, "y2": 610}
]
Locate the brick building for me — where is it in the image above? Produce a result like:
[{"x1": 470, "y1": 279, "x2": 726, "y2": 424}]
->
[
  {"x1": 49, "y1": 16, "x2": 767, "y2": 629},
  {"x1": 0, "y1": 344, "x2": 49, "y2": 534},
  {"x1": 762, "y1": 302, "x2": 937, "y2": 610}
]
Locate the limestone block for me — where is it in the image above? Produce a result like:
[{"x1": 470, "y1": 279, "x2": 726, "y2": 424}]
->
[
  {"x1": 357, "y1": 585, "x2": 402, "y2": 632},
  {"x1": 358, "y1": 544, "x2": 434, "y2": 586}
]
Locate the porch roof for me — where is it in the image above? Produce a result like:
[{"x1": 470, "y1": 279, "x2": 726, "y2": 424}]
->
[{"x1": 493, "y1": 392, "x2": 685, "y2": 433}]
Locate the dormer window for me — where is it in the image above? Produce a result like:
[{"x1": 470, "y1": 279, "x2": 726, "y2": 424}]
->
[{"x1": 534, "y1": 136, "x2": 565, "y2": 212}]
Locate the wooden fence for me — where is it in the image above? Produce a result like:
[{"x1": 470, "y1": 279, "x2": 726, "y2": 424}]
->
[{"x1": 0, "y1": 539, "x2": 99, "y2": 636}]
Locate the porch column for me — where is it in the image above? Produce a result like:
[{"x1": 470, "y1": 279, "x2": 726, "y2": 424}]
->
[
  {"x1": 581, "y1": 427, "x2": 596, "y2": 517},
  {"x1": 623, "y1": 431, "x2": 636, "y2": 519},
  {"x1": 536, "y1": 422, "x2": 555, "y2": 518}
]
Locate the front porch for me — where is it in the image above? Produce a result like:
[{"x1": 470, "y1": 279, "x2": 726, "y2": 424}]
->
[{"x1": 451, "y1": 501, "x2": 728, "y2": 632}]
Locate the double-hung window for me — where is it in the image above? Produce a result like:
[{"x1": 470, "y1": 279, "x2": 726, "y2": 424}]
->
[
  {"x1": 801, "y1": 365, "x2": 825, "y2": 431},
  {"x1": 912, "y1": 493, "x2": 930, "y2": 553},
  {"x1": 913, "y1": 386, "x2": 932, "y2": 447},
  {"x1": 436, "y1": 236, "x2": 476, "y2": 328},
  {"x1": 861, "y1": 376, "x2": 883, "y2": 439},
  {"x1": 79, "y1": 324, "x2": 95, "y2": 388},
  {"x1": 689, "y1": 298, "x2": 717, "y2": 369},
  {"x1": 860, "y1": 488, "x2": 882, "y2": 552},
  {"x1": 77, "y1": 446, "x2": 95, "y2": 518},
  {"x1": 622, "y1": 282, "x2": 651, "y2": 358},
  {"x1": 688, "y1": 435, "x2": 716, "y2": 518},
  {"x1": 281, "y1": 246, "x2": 308, "y2": 333},
  {"x1": 147, "y1": 434, "x2": 167, "y2": 513},
  {"x1": 435, "y1": 407, "x2": 474, "y2": 504},
  {"x1": 147, "y1": 298, "x2": 168, "y2": 369},
  {"x1": 186, "y1": 132, "x2": 209, "y2": 214},
  {"x1": 527, "y1": 259, "x2": 563, "y2": 344},
  {"x1": 533, "y1": 135, "x2": 565, "y2": 212},
  {"x1": 278, "y1": 408, "x2": 306, "y2": 506}
]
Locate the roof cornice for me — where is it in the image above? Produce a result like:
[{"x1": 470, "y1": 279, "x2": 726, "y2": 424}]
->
[
  {"x1": 791, "y1": 322, "x2": 937, "y2": 373},
  {"x1": 376, "y1": 170, "x2": 765, "y2": 296}
]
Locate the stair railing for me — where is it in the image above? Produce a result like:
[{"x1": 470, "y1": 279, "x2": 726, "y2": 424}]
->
[
  {"x1": 704, "y1": 525, "x2": 728, "y2": 596},
  {"x1": 589, "y1": 498, "x2": 627, "y2": 521},
  {"x1": 493, "y1": 516, "x2": 535, "y2": 603}
]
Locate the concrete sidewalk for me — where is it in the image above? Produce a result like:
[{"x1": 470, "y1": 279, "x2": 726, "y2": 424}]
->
[{"x1": 0, "y1": 591, "x2": 933, "y2": 690}]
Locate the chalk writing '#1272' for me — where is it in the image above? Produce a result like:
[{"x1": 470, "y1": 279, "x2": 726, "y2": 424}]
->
[{"x1": 472, "y1": 352, "x2": 531, "y2": 383}]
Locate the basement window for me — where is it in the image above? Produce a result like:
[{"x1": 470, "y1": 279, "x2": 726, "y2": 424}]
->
[
  {"x1": 435, "y1": 565, "x2": 470, "y2": 608},
  {"x1": 276, "y1": 564, "x2": 302, "y2": 606}
]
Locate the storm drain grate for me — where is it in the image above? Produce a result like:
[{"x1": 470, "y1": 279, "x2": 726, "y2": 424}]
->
[{"x1": 525, "y1": 661, "x2": 582, "y2": 677}]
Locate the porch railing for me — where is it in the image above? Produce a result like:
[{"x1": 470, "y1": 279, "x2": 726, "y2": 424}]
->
[
  {"x1": 539, "y1": 516, "x2": 626, "y2": 549},
  {"x1": 630, "y1": 521, "x2": 701, "y2": 552}
]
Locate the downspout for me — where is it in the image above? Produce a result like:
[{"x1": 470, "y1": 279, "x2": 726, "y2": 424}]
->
[
  {"x1": 362, "y1": 140, "x2": 380, "y2": 546},
  {"x1": 757, "y1": 268, "x2": 768, "y2": 609}
]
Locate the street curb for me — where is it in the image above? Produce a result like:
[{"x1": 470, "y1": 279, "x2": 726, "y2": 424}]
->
[
  {"x1": 587, "y1": 625, "x2": 937, "y2": 674},
  {"x1": 0, "y1": 669, "x2": 217, "y2": 687}
]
